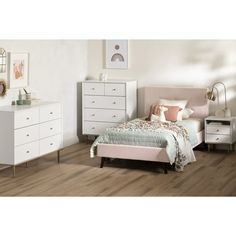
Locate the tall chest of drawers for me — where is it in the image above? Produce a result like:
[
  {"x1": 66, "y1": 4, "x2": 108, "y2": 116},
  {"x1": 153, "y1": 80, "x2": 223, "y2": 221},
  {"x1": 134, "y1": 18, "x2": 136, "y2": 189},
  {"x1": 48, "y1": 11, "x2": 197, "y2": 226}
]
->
[
  {"x1": 0, "y1": 102, "x2": 63, "y2": 176},
  {"x1": 82, "y1": 80, "x2": 137, "y2": 135}
]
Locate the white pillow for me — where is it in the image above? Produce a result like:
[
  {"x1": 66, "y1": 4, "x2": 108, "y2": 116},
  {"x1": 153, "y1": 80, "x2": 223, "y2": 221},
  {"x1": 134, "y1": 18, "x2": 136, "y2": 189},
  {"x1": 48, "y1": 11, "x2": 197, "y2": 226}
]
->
[
  {"x1": 182, "y1": 108, "x2": 194, "y2": 119},
  {"x1": 159, "y1": 99, "x2": 188, "y2": 121}
]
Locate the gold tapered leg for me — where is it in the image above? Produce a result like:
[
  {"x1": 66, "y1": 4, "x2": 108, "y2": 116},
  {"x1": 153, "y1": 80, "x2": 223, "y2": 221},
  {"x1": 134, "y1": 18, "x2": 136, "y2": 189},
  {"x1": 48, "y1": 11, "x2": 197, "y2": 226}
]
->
[
  {"x1": 57, "y1": 150, "x2": 60, "y2": 163},
  {"x1": 13, "y1": 166, "x2": 16, "y2": 177},
  {"x1": 26, "y1": 162, "x2": 28, "y2": 168}
]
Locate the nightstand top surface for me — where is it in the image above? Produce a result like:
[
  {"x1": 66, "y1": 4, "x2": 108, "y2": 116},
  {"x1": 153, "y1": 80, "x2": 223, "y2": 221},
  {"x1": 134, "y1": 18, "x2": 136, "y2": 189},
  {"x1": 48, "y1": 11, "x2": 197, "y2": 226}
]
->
[{"x1": 205, "y1": 116, "x2": 236, "y2": 121}]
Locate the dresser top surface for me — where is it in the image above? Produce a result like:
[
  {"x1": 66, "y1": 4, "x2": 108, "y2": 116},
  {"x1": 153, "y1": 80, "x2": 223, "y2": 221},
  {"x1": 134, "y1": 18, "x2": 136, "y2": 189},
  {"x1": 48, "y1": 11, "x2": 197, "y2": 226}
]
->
[
  {"x1": 0, "y1": 101, "x2": 60, "y2": 112},
  {"x1": 83, "y1": 79, "x2": 137, "y2": 84}
]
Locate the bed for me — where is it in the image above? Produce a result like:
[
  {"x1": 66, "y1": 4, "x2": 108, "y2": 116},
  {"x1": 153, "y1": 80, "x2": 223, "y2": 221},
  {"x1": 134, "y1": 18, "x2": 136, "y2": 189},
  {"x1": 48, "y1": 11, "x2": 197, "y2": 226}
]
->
[{"x1": 90, "y1": 86, "x2": 209, "y2": 173}]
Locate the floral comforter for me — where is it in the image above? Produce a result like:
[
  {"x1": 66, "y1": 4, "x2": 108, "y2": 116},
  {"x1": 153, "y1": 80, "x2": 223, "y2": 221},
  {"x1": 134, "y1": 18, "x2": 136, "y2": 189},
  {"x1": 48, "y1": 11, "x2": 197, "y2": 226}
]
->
[{"x1": 90, "y1": 119, "x2": 197, "y2": 171}]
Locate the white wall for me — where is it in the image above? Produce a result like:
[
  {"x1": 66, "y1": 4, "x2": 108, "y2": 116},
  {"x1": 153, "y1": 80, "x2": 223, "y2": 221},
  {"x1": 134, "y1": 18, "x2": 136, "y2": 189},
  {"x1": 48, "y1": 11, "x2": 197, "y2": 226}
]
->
[
  {"x1": 0, "y1": 40, "x2": 88, "y2": 146},
  {"x1": 88, "y1": 40, "x2": 236, "y2": 116}
]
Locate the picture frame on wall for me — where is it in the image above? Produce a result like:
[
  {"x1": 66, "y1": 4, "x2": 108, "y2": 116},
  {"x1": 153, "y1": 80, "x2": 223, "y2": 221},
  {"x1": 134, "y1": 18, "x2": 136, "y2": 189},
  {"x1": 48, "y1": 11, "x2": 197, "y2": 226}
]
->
[
  {"x1": 105, "y1": 40, "x2": 128, "y2": 69},
  {"x1": 8, "y1": 53, "x2": 29, "y2": 88}
]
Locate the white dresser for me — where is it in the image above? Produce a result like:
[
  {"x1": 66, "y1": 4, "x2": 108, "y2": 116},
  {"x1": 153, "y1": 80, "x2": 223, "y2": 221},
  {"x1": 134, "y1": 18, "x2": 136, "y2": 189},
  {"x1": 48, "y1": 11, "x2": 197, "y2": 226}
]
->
[
  {"x1": 0, "y1": 102, "x2": 63, "y2": 176},
  {"x1": 82, "y1": 80, "x2": 137, "y2": 135}
]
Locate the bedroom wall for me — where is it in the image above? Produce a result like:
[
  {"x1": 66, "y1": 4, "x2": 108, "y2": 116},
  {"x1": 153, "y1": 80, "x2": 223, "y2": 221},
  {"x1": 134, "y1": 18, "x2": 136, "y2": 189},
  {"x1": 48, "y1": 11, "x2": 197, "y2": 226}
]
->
[
  {"x1": 87, "y1": 40, "x2": 236, "y2": 116},
  {"x1": 0, "y1": 40, "x2": 88, "y2": 146}
]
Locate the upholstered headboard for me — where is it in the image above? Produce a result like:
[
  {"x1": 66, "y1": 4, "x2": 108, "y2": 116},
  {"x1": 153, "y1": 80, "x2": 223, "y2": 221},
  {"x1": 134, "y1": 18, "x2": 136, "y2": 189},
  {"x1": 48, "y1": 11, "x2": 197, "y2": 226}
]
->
[{"x1": 141, "y1": 86, "x2": 209, "y2": 119}]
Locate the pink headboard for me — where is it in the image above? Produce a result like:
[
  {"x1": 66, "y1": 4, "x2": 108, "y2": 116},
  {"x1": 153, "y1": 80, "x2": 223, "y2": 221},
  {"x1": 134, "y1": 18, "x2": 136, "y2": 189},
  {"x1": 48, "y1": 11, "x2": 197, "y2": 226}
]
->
[{"x1": 141, "y1": 86, "x2": 209, "y2": 119}]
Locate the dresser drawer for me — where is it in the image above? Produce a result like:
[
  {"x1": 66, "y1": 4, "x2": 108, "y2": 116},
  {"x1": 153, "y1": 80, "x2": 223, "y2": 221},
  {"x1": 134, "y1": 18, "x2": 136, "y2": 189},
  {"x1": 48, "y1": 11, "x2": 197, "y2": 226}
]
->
[
  {"x1": 40, "y1": 119, "x2": 62, "y2": 139},
  {"x1": 84, "y1": 109, "x2": 126, "y2": 123},
  {"x1": 40, "y1": 103, "x2": 61, "y2": 122},
  {"x1": 39, "y1": 134, "x2": 62, "y2": 156},
  {"x1": 15, "y1": 141, "x2": 39, "y2": 164},
  {"x1": 83, "y1": 121, "x2": 118, "y2": 135},
  {"x1": 15, "y1": 125, "x2": 39, "y2": 146},
  {"x1": 83, "y1": 96, "x2": 125, "y2": 109},
  {"x1": 206, "y1": 125, "x2": 230, "y2": 135},
  {"x1": 14, "y1": 108, "x2": 39, "y2": 129},
  {"x1": 206, "y1": 134, "x2": 231, "y2": 144},
  {"x1": 105, "y1": 83, "x2": 126, "y2": 96},
  {"x1": 83, "y1": 83, "x2": 104, "y2": 95}
]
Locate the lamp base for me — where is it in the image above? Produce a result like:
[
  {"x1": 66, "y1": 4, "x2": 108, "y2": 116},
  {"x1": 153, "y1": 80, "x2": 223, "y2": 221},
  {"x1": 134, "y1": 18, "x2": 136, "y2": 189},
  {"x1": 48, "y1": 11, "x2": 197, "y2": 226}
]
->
[{"x1": 215, "y1": 108, "x2": 231, "y2": 117}]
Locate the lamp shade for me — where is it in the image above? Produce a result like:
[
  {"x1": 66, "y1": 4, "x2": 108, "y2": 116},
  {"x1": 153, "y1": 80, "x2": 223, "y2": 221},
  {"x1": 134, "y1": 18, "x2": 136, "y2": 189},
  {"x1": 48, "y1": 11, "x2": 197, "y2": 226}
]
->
[{"x1": 206, "y1": 90, "x2": 216, "y2": 101}]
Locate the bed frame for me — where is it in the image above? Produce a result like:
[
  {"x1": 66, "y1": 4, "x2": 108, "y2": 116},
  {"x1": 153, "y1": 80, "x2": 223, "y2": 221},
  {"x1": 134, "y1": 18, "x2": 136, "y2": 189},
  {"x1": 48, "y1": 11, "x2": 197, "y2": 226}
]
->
[{"x1": 97, "y1": 86, "x2": 209, "y2": 173}]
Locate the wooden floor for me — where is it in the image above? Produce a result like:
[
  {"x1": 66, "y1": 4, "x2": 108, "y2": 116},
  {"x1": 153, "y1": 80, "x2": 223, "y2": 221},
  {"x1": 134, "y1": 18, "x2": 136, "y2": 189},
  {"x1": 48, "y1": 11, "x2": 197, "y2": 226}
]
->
[{"x1": 0, "y1": 142, "x2": 236, "y2": 196}]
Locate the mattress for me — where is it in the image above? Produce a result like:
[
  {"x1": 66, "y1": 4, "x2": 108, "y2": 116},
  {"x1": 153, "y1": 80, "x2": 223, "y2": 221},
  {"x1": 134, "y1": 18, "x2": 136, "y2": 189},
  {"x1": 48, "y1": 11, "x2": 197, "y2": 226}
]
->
[{"x1": 177, "y1": 117, "x2": 204, "y2": 133}]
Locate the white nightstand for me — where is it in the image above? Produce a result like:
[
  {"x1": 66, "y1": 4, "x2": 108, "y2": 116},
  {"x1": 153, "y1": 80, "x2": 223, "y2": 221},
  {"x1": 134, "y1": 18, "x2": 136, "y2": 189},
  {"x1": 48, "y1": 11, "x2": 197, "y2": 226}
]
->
[{"x1": 205, "y1": 116, "x2": 236, "y2": 152}]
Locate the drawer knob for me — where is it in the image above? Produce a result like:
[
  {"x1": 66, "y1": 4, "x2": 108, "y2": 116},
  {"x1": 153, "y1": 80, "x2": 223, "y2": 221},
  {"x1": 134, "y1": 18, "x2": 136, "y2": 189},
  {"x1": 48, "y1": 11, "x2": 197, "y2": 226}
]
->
[
  {"x1": 26, "y1": 117, "x2": 30, "y2": 120},
  {"x1": 26, "y1": 150, "x2": 30, "y2": 153},
  {"x1": 50, "y1": 127, "x2": 53, "y2": 130},
  {"x1": 112, "y1": 115, "x2": 117, "y2": 118},
  {"x1": 92, "y1": 114, "x2": 95, "y2": 116},
  {"x1": 112, "y1": 88, "x2": 116, "y2": 91},
  {"x1": 216, "y1": 138, "x2": 219, "y2": 140},
  {"x1": 91, "y1": 88, "x2": 95, "y2": 90},
  {"x1": 92, "y1": 101, "x2": 95, "y2": 104},
  {"x1": 216, "y1": 129, "x2": 219, "y2": 132},
  {"x1": 50, "y1": 112, "x2": 53, "y2": 115},
  {"x1": 26, "y1": 134, "x2": 30, "y2": 137},
  {"x1": 113, "y1": 102, "x2": 116, "y2": 104},
  {"x1": 50, "y1": 143, "x2": 54, "y2": 146},
  {"x1": 92, "y1": 127, "x2": 95, "y2": 130}
]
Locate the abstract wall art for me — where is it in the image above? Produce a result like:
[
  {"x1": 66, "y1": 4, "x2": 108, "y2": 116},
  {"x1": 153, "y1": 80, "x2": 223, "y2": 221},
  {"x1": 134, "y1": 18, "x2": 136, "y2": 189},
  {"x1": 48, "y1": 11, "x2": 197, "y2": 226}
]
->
[{"x1": 105, "y1": 40, "x2": 128, "y2": 69}]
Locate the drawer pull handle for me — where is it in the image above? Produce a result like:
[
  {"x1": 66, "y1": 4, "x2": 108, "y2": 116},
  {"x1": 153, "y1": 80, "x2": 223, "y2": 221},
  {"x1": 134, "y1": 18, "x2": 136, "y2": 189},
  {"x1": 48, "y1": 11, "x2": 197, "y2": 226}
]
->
[
  {"x1": 50, "y1": 112, "x2": 53, "y2": 115},
  {"x1": 216, "y1": 129, "x2": 219, "y2": 132},
  {"x1": 92, "y1": 114, "x2": 95, "y2": 116},
  {"x1": 50, "y1": 143, "x2": 54, "y2": 146},
  {"x1": 92, "y1": 127, "x2": 95, "y2": 130},
  {"x1": 112, "y1": 88, "x2": 116, "y2": 91},
  {"x1": 91, "y1": 88, "x2": 95, "y2": 90},
  {"x1": 50, "y1": 128, "x2": 53, "y2": 130},
  {"x1": 26, "y1": 117, "x2": 30, "y2": 120},
  {"x1": 26, "y1": 134, "x2": 30, "y2": 137},
  {"x1": 113, "y1": 102, "x2": 116, "y2": 104},
  {"x1": 112, "y1": 115, "x2": 117, "y2": 118},
  {"x1": 92, "y1": 101, "x2": 95, "y2": 103},
  {"x1": 26, "y1": 150, "x2": 30, "y2": 154},
  {"x1": 216, "y1": 138, "x2": 219, "y2": 140}
]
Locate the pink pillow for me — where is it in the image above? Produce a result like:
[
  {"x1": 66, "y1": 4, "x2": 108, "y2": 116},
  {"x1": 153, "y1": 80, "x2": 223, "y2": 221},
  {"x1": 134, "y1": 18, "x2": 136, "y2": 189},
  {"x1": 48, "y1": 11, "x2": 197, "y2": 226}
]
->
[
  {"x1": 164, "y1": 105, "x2": 182, "y2": 122},
  {"x1": 146, "y1": 104, "x2": 181, "y2": 122}
]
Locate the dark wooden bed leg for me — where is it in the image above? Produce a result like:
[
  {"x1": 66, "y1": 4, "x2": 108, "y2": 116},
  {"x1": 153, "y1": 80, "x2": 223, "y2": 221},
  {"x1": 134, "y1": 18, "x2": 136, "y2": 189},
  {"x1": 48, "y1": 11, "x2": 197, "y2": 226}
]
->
[
  {"x1": 100, "y1": 157, "x2": 105, "y2": 168},
  {"x1": 163, "y1": 163, "x2": 168, "y2": 174}
]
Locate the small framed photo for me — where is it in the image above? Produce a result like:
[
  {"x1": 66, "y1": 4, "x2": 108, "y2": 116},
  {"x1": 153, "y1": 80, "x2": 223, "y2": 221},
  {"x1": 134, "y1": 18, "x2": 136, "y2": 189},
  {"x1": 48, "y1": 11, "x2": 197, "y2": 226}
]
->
[
  {"x1": 8, "y1": 53, "x2": 29, "y2": 88},
  {"x1": 105, "y1": 40, "x2": 128, "y2": 69}
]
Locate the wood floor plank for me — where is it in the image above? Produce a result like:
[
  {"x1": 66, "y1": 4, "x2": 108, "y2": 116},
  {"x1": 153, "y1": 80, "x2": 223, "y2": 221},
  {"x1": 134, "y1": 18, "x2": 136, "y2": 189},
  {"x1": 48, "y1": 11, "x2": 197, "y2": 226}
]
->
[{"x1": 0, "y1": 143, "x2": 236, "y2": 196}]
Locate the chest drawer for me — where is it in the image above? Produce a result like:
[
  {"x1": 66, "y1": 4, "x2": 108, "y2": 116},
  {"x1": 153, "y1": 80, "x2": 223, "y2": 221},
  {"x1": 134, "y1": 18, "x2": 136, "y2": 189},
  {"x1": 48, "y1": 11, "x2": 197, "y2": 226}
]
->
[
  {"x1": 15, "y1": 141, "x2": 39, "y2": 164},
  {"x1": 83, "y1": 83, "x2": 104, "y2": 95},
  {"x1": 105, "y1": 83, "x2": 126, "y2": 96},
  {"x1": 206, "y1": 125, "x2": 230, "y2": 135},
  {"x1": 14, "y1": 108, "x2": 39, "y2": 129},
  {"x1": 83, "y1": 121, "x2": 118, "y2": 135},
  {"x1": 40, "y1": 134, "x2": 62, "y2": 156},
  {"x1": 83, "y1": 96, "x2": 125, "y2": 109},
  {"x1": 206, "y1": 134, "x2": 231, "y2": 144},
  {"x1": 15, "y1": 124, "x2": 39, "y2": 146},
  {"x1": 39, "y1": 119, "x2": 62, "y2": 139},
  {"x1": 84, "y1": 109, "x2": 126, "y2": 123},
  {"x1": 40, "y1": 103, "x2": 61, "y2": 122}
]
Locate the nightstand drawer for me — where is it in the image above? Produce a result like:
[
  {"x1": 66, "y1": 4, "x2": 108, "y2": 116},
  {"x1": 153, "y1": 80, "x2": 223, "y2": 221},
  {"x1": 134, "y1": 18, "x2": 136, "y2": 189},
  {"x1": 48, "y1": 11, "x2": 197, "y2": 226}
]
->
[
  {"x1": 206, "y1": 126, "x2": 230, "y2": 135},
  {"x1": 83, "y1": 121, "x2": 118, "y2": 135},
  {"x1": 15, "y1": 125, "x2": 39, "y2": 146},
  {"x1": 206, "y1": 134, "x2": 231, "y2": 144}
]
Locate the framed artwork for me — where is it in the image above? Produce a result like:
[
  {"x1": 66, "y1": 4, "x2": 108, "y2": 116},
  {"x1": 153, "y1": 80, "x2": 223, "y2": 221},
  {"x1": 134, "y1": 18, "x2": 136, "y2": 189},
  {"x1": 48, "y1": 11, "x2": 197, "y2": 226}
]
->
[
  {"x1": 105, "y1": 40, "x2": 128, "y2": 69},
  {"x1": 8, "y1": 53, "x2": 29, "y2": 88}
]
